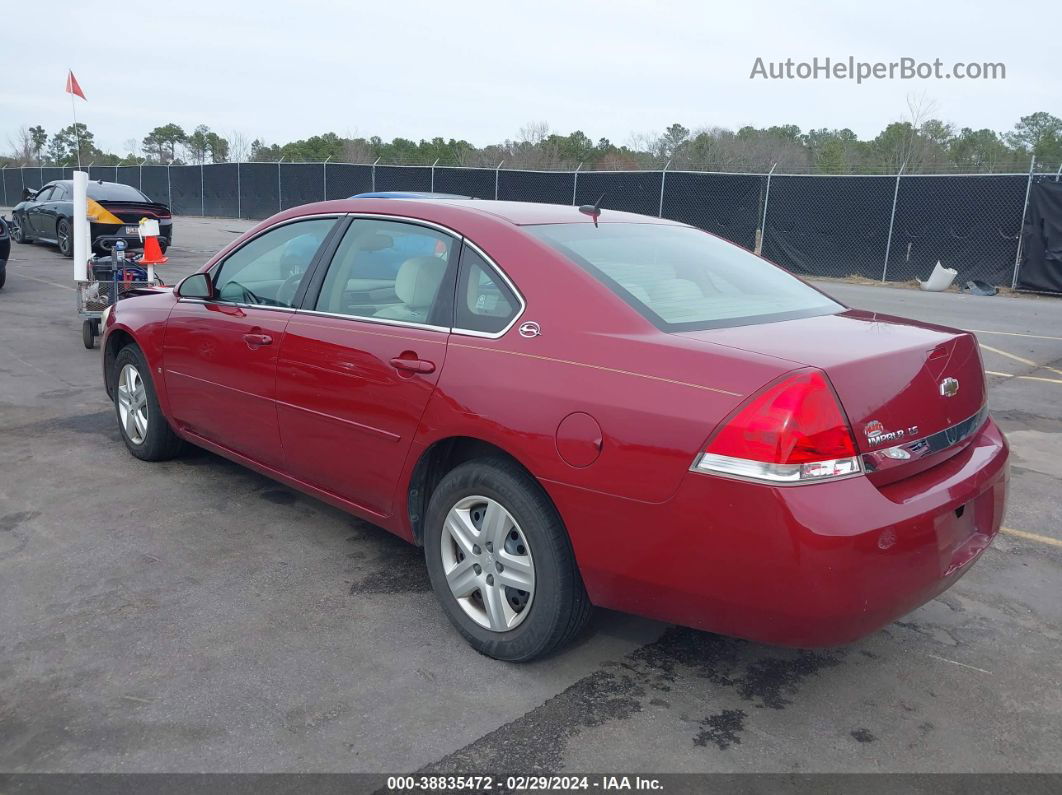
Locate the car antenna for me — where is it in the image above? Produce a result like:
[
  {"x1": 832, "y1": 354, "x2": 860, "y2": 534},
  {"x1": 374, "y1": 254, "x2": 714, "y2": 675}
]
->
[{"x1": 578, "y1": 194, "x2": 605, "y2": 227}]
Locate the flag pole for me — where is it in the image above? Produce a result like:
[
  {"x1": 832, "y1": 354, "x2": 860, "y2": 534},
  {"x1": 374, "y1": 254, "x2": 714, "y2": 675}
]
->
[{"x1": 69, "y1": 70, "x2": 82, "y2": 169}]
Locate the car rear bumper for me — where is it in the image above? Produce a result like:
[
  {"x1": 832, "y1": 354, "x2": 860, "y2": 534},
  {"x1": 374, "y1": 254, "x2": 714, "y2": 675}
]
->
[
  {"x1": 548, "y1": 417, "x2": 1009, "y2": 647},
  {"x1": 90, "y1": 221, "x2": 173, "y2": 251}
]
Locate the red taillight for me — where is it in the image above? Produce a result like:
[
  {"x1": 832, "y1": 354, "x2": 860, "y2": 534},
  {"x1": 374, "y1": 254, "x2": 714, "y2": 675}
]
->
[{"x1": 693, "y1": 370, "x2": 861, "y2": 483}]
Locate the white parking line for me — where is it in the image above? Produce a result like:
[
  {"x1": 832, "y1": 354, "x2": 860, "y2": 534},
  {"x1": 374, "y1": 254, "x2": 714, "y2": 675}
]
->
[
  {"x1": 972, "y1": 329, "x2": 1062, "y2": 343},
  {"x1": 986, "y1": 370, "x2": 1062, "y2": 385}
]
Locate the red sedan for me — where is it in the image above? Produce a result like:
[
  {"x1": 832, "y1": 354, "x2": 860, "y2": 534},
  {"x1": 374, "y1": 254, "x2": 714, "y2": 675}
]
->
[{"x1": 100, "y1": 198, "x2": 1009, "y2": 661}]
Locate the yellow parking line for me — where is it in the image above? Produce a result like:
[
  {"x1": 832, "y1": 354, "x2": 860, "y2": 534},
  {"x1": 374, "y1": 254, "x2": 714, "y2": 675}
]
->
[
  {"x1": 985, "y1": 370, "x2": 1062, "y2": 385},
  {"x1": 979, "y1": 344, "x2": 1062, "y2": 378},
  {"x1": 1001, "y1": 527, "x2": 1062, "y2": 549},
  {"x1": 971, "y1": 329, "x2": 1062, "y2": 342}
]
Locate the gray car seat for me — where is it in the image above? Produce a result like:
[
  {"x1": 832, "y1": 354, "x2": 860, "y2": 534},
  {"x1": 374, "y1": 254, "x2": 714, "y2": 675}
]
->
[{"x1": 374, "y1": 256, "x2": 447, "y2": 322}]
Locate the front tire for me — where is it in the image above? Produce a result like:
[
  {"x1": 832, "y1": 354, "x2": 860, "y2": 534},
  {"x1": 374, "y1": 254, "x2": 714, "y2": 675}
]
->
[
  {"x1": 113, "y1": 344, "x2": 183, "y2": 461},
  {"x1": 424, "y1": 458, "x2": 592, "y2": 661},
  {"x1": 56, "y1": 218, "x2": 73, "y2": 257}
]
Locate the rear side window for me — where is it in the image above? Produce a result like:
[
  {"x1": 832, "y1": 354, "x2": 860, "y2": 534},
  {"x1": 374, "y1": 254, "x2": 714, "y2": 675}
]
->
[
  {"x1": 454, "y1": 246, "x2": 519, "y2": 334},
  {"x1": 528, "y1": 223, "x2": 841, "y2": 331},
  {"x1": 314, "y1": 218, "x2": 457, "y2": 325}
]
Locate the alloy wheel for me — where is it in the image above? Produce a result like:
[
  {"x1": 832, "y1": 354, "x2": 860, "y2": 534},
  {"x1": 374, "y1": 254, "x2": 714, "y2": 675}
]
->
[
  {"x1": 57, "y1": 220, "x2": 71, "y2": 255},
  {"x1": 116, "y1": 363, "x2": 149, "y2": 445},
  {"x1": 440, "y1": 495, "x2": 535, "y2": 631}
]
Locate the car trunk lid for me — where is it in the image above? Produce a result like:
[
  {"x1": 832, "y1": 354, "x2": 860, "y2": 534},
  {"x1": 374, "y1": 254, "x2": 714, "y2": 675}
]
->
[{"x1": 677, "y1": 310, "x2": 987, "y2": 484}]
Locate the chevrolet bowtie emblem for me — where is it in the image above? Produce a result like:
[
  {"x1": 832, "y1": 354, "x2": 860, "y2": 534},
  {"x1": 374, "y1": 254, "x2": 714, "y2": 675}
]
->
[{"x1": 939, "y1": 377, "x2": 959, "y2": 398}]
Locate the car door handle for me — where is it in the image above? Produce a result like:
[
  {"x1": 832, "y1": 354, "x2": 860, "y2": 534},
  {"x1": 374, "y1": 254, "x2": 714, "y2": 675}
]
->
[
  {"x1": 243, "y1": 333, "x2": 273, "y2": 347},
  {"x1": 390, "y1": 357, "x2": 435, "y2": 374}
]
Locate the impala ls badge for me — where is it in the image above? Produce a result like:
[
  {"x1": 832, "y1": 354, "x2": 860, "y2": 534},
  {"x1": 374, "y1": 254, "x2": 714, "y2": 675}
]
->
[
  {"x1": 864, "y1": 420, "x2": 920, "y2": 446},
  {"x1": 939, "y1": 377, "x2": 959, "y2": 397}
]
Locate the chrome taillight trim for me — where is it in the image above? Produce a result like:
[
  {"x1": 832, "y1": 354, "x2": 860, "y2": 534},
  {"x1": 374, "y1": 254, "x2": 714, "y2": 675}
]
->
[
  {"x1": 861, "y1": 405, "x2": 989, "y2": 473},
  {"x1": 690, "y1": 452, "x2": 864, "y2": 485}
]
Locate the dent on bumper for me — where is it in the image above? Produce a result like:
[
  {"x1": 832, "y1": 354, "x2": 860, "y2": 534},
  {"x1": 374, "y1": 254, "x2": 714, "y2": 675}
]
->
[{"x1": 549, "y1": 419, "x2": 1009, "y2": 647}]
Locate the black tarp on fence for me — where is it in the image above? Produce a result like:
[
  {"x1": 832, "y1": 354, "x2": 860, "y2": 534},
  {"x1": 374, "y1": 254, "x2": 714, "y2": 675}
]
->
[
  {"x1": 1018, "y1": 179, "x2": 1062, "y2": 294},
  {"x1": 2, "y1": 163, "x2": 1056, "y2": 293},
  {"x1": 662, "y1": 172, "x2": 763, "y2": 250},
  {"x1": 433, "y1": 167, "x2": 495, "y2": 199},
  {"x1": 762, "y1": 175, "x2": 895, "y2": 280},
  {"x1": 886, "y1": 175, "x2": 1027, "y2": 286}
]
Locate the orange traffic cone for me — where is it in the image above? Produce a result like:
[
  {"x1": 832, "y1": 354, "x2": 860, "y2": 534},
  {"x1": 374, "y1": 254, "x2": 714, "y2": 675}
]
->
[{"x1": 140, "y1": 234, "x2": 168, "y2": 265}]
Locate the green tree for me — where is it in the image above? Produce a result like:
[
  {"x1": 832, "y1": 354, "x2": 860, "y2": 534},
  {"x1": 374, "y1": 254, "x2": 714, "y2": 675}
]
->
[
  {"x1": 142, "y1": 123, "x2": 186, "y2": 163},
  {"x1": 29, "y1": 125, "x2": 47, "y2": 165},
  {"x1": 660, "y1": 123, "x2": 690, "y2": 157},
  {"x1": 1007, "y1": 112, "x2": 1062, "y2": 163},
  {"x1": 50, "y1": 123, "x2": 98, "y2": 166}
]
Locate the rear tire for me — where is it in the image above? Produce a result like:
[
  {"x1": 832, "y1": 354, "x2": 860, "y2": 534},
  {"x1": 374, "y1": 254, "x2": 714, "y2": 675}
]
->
[
  {"x1": 113, "y1": 344, "x2": 183, "y2": 461},
  {"x1": 424, "y1": 458, "x2": 592, "y2": 661},
  {"x1": 57, "y1": 218, "x2": 73, "y2": 257},
  {"x1": 82, "y1": 319, "x2": 97, "y2": 349}
]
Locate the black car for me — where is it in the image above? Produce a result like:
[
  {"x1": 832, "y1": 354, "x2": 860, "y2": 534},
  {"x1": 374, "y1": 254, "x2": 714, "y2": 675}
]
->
[
  {"x1": 11, "y1": 180, "x2": 173, "y2": 258},
  {"x1": 0, "y1": 216, "x2": 9, "y2": 289}
]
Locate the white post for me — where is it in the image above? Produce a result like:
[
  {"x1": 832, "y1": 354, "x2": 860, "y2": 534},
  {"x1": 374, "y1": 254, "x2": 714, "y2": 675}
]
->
[
  {"x1": 881, "y1": 162, "x2": 906, "y2": 282},
  {"x1": 277, "y1": 156, "x2": 285, "y2": 211},
  {"x1": 72, "y1": 170, "x2": 90, "y2": 281},
  {"x1": 495, "y1": 160, "x2": 505, "y2": 200},
  {"x1": 658, "y1": 160, "x2": 672, "y2": 218},
  {"x1": 1012, "y1": 155, "x2": 1036, "y2": 289},
  {"x1": 758, "y1": 163, "x2": 777, "y2": 255}
]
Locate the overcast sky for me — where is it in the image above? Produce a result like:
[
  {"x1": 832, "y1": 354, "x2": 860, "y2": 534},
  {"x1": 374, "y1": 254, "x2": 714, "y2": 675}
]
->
[{"x1": 2, "y1": 0, "x2": 1058, "y2": 156}]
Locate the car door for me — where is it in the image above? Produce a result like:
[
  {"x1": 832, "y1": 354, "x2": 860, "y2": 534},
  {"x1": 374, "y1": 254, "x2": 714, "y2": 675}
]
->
[
  {"x1": 275, "y1": 217, "x2": 459, "y2": 517},
  {"x1": 25, "y1": 186, "x2": 54, "y2": 236},
  {"x1": 163, "y1": 216, "x2": 338, "y2": 469}
]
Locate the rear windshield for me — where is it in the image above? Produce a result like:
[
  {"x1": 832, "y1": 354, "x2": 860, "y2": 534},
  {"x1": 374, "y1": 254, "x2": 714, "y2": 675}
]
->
[
  {"x1": 527, "y1": 223, "x2": 842, "y2": 331},
  {"x1": 87, "y1": 182, "x2": 150, "y2": 202}
]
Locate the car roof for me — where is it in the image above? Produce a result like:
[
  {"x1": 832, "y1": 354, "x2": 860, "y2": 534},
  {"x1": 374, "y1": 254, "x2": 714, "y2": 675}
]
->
[
  {"x1": 351, "y1": 191, "x2": 472, "y2": 199},
  {"x1": 341, "y1": 198, "x2": 678, "y2": 226}
]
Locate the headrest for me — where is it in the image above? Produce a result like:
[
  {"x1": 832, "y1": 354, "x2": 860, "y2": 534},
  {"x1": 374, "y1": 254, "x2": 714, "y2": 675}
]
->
[{"x1": 395, "y1": 256, "x2": 446, "y2": 308}]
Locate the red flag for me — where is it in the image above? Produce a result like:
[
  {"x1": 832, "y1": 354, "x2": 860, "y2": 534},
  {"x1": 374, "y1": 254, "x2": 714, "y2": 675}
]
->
[{"x1": 65, "y1": 70, "x2": 86, "y2": 101}]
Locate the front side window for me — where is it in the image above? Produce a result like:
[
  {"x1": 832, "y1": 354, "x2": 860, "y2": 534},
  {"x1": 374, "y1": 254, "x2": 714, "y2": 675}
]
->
[
  {"x1": 454, "y1": 246, "x2": 519, "y2": 334},
  {"x1": 527, "y1": 223, "x2": 842, "y2": 331},
  {"x1": 212, "y1": 218, "x2": 334, "y2": 307},
  {"x1": 314, "y1": 218, "x2": 456, "y2": 325},
  {"x1": 33, "y1": 186, "x2": 55, "y2": 203}
]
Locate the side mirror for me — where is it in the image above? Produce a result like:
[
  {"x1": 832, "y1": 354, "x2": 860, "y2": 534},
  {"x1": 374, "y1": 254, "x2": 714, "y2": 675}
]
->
[
  {"x1": 21, "y1": 188, "x2": 34, "y2": 201},
  {"x1": 176, "y1": 272, "x2": 214, "y2": 299}
]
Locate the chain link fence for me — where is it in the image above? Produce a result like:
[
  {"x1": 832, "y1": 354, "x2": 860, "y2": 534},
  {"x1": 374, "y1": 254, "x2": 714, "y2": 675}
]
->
[{"x1": 1, "y1": 160, "x2": 1055, "y2": 290}]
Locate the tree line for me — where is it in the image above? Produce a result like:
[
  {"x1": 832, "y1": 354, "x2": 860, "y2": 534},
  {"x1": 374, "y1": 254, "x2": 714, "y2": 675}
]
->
[{"x1": 5, "y1": 109, "x2": 1061, "y2": 174}]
